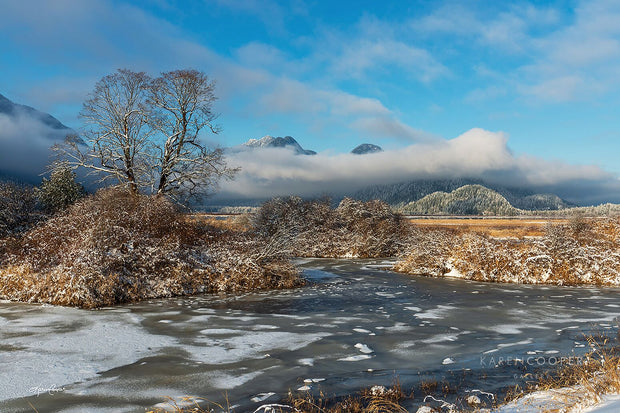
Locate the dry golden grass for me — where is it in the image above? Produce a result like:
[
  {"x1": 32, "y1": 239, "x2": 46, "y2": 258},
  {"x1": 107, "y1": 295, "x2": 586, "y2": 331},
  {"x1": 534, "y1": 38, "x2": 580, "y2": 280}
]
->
[
  {"x1": 188, "y1": 213, "x2": 248, "y2": 231},
  {"x1": 287, "y1": 382, "x2": 410, "y2": 413},
  {"x1": 146, "y1": 383, "x2": 411, "y2": 413},
  {"x1": 396, "y1": 217, "x2": 620, "y2": 286},
  {"x1": 0, "y1": 189, "x2": 302, "y2": 308},
  {"x1": 251, "y1": 197, "x2": 411, "y2": 259},
  {"x1": 409, "y1": 218, "x2": 568, "y2": 238}
]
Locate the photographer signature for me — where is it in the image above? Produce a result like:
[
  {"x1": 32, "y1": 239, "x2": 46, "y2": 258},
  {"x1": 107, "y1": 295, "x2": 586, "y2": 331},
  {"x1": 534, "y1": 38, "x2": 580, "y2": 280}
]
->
[{"x1": 28, "y1": 384, "x2": 65, "y2": 397}]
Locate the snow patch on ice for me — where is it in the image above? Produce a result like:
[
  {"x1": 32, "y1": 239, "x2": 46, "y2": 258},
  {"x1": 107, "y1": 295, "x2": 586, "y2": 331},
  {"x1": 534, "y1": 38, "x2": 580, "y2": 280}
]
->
[
  {"x1": 0, "y1": 308, "x2": 177, "y2": 401},
  {"x1": 190, "y1": 331, "x2": 331, "y2": 364},
  {"x1": 353, "y1": 328, "x2": 371, "y2": 334},
  {"x1": 415, "y1": 305, "x2": 455, "y2": 320},
  {"x1": 338, "y1": 354, "x2": 372, "y2": 362},
  {"x1": 298, "y1": 358, "x2": 314, "y2": 366},
  {"x1": 207, "y1": 370, "x2": 265, "y2": 389},
  {"x1": 355, "y1": 343, "x2": 374, "y2": 354},
  {"x1": 251, "y1": 392, "x2": 276, "y2": 403}
]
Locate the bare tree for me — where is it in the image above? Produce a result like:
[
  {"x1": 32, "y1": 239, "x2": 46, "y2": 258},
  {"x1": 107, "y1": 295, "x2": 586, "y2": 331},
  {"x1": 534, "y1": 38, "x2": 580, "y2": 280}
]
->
[
  {"x1": 147, "y1": 69, "x2": 238, "y2": 200},
  {"x1": 55, "y1": 68, "x2": 238, "y2": 201},
  {"x1": 57, "y1": 69, "x2": 152, "y2": 193}
]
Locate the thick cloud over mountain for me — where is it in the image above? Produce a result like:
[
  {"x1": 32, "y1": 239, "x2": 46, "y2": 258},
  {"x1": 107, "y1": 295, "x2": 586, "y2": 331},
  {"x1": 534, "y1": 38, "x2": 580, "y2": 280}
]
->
[
  {"x1": 217, "y1": 128, "x2": 620, "y2": 206},
  {"x1": 0, "y1": 94, "x2": 71, "y2": 183},
  {"x1": 1, "y1": 92, "x2": 619, "y2": 206}
]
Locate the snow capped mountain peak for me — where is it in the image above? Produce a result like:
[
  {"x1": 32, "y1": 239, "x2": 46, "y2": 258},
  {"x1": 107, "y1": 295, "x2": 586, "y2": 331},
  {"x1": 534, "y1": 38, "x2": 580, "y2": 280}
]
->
[
  {"x1": 351, "y1": 143, "x2": 383, "y2": 155},
  {"x1": 244, "y1": 135, "x2": 276, "y2": 148},
  {"x1": 242, "y1": 135, "x2": 316, "y2": 155}
]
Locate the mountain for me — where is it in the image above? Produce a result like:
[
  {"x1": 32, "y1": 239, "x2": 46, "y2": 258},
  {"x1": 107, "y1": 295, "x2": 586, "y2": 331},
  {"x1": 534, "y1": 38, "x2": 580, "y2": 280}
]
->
[
  {"x1": 242, "y1": 135, "x2": 316, "y2": 155},
  {"x1": 0, "y1": 93, "x2": 74, "y2": 184},
  {"x1": 352, "y1": 178, "x2": 575, "y2": 211},
  {"x1": 353, "y1": 178, "x2": 483, "y2": 205},
  {"x1": 0, "y1": 93, "x2": 69, "y2": 131},
  {"x1": 400, "y1": 184, "x2": 519, "y2": 215},
  {"x1": 351, "y1": 143, "x2": 383, "y2": 154},
  {"x1": 511, "y1": 194, "x2": 572, "y2": 211}
]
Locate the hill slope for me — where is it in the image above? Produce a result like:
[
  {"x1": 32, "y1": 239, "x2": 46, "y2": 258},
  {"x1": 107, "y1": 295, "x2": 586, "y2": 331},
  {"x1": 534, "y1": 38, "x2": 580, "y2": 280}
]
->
[
  {"x1": 0, "y1": 93, "x2": 69, "y2": 131},
  {"x1": 400, "y1": 185, "x2": 519, "y2": 215},
  {"x1": 353, "y1": 179, "x2": 575, "y2": 211},
  {"x1": 0, "y1": 93, "x2": 74, "y2": 183}
]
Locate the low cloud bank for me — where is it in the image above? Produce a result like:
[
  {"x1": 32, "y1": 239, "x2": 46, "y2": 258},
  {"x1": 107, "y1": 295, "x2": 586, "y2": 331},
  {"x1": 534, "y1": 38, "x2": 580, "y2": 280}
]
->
[
  {"x1": 217, "y1": 128, "x2": 620, "y2": 206},
  {"x1": 2, "y1": 121, "x2": 617, "y2": 206},
  {"x1": 0, "y1": 111, "x2": 67, "y2": 182}
]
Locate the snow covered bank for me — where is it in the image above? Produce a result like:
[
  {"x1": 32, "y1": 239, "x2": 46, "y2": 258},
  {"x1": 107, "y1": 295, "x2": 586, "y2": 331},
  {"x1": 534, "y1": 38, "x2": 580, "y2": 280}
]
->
[
  {"x1": 0, "y1": 189, "x2": 302, "y2": 308},
  {"x1": 498, "y1": 388, "x2": 620, "y2": 413},
  {"x1": 395, "y1": 218, "x2": 620, "y2": 286}
]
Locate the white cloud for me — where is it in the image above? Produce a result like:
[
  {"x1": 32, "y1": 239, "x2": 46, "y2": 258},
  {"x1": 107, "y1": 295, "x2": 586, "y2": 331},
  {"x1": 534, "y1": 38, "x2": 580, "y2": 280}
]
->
[
  {"x1": 250, "y1": 77, "x2": 432, "y2": 143},
  {"x1": 520, "y1": 76, "x2": 584, "y2": 102},
  {"x1": 349, "y1": 117, "x2": 436, "y2": 142},
  {"x1": 0, "y1": 112, "x2": 67, "y2": 180},
  {"x1": 218, "y1": 128, "x2": 619, "y2": 205},
  {"x1": 331, "y1": 39, "x2": 449, "y2": 83},
  {"x1": 411, "y1": 1, "x2": 620, "y2": 103}
]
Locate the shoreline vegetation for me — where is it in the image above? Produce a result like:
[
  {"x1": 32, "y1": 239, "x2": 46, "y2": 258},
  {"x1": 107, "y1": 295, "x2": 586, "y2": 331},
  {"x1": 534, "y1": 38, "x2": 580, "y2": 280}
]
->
[
  {"x1": 0, "y1": 188, "x2": 301, "y2": 308},
  {"x1": 395, "y1": 216, "x2": 620, "y2": 286},
  {"x1": 1, "y1": 190, "x2": 619, "y2": 307}
]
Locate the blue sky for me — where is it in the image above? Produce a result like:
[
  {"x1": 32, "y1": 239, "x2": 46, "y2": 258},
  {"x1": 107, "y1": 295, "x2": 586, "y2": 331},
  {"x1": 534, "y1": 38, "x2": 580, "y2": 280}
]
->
[{"x1": 2, "y1": 0, "x2": 620, "y2": 203}]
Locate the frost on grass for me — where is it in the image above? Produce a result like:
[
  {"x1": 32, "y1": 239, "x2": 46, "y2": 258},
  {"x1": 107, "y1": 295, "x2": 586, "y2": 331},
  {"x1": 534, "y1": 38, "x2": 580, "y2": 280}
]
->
[
  {"x1": 499, "y1": 334, "x2": 620, "y2": 413},
  {"x1": 250, "y1": 196, "x2": 411, "y2": 258},
  {"x1": 0, "y1": 188, "x2": 302, "y2": 308},
  {"x1": 394, "y1": 218, "x2": 620, "y2": 286}
]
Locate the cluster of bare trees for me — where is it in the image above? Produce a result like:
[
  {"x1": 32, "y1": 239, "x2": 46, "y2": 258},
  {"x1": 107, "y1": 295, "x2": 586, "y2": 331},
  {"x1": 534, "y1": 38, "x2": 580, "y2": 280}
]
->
[{"x1": 56, "y1": 69, "x2": 238, "y2": 202}]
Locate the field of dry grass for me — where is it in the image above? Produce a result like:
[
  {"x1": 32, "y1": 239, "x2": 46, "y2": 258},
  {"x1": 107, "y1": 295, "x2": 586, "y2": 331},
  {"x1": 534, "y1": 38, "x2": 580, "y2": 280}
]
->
[
  {"x1": 188, "y1": 213, "x2": 249, "y2": 231},
  {"x1": 408, "y1": 217, "x2": 568, "y2": 238},
  {"x1": 192, "y1": 215, "x2": 568, "y2": 238}
]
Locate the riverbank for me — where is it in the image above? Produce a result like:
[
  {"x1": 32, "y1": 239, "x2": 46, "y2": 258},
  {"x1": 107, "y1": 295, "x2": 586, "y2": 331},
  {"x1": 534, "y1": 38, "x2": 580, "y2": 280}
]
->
[
  {"x1": 498, "y1": 331, "x2": 620, "y2": 413},
  {"x1": 395, "y1": 216, "x2": 620, "y2": 286},
  {"x1": 0, "y1": 189, "x2": 301, "y2": 308}
]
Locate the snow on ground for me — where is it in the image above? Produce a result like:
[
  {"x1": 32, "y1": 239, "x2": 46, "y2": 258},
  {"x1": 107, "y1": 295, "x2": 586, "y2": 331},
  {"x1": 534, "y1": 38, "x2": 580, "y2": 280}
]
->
[
  {"x1": 497, "y1": 388, "x2": 620, "y2": 413},
  {"x1": 583, "y1": 395, "x2": 620, "y2": 413}
]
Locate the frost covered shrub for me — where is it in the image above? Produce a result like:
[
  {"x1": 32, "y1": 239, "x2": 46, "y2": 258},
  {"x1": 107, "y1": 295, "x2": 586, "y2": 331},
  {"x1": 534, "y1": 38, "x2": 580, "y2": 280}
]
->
[
  {"x1": 394, "y1": 218, "x2": 620, "y2": 286},
  {"x1": 251, "y1": 196, "x2": 410, "y2": 258},
  {"x1": 334, "y1": 198, "x2": 408, "y2": 257},
  {"x1": 0, "y1": 181, "x2": 42, "y2": 237},
  {"x1": 0, "y1": 188, "x2": 301, "y2": 308}
]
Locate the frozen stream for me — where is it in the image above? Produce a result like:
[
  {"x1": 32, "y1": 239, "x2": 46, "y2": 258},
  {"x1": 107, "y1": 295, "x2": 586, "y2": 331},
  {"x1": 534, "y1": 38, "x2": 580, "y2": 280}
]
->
[{"x1": 1, "y1": 258, "x2": 619, "y2": 412}]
